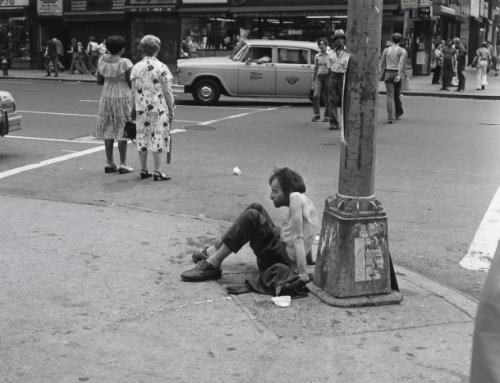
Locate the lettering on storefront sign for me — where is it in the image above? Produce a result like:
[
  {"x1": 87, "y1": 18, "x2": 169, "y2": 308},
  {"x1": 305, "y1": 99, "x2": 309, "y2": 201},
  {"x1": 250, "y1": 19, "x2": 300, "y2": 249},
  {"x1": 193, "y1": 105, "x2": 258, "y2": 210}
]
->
[
  {"x1": 130, "y1": 0, "x2": 176, "y2": 4},
  {"x1": 400, "y1": 0, "x2": 418, "y2": 10},
  {"x1": 70, "y1": 0, "x2": 86, "y2": 11},
  {"x1": 37, "y1": 0, "x2": 63, "y2": 16},
  {"x1": 112, "y1": 0, "x2": 125, "y2": 9},
  {"x1": 0, "y1": 0, "x2": 29, "y2": 7},
  {"x1": 354, "y1": 222, "x2": 386, "y2": 282}
]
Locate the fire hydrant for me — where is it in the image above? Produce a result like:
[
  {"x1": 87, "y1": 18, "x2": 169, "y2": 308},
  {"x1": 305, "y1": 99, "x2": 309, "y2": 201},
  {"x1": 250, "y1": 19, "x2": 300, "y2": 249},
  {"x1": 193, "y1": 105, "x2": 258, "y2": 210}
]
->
[{"x1": 1, "y1": 58, "x2": 8, "y2": 76}]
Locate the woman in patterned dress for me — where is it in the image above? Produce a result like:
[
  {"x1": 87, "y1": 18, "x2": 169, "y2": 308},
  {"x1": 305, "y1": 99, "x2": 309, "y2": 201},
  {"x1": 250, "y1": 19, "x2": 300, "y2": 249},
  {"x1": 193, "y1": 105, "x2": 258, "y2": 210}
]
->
[
  {"x1": 95, "y1": 35, "x2": 134, "y2": 174},
  {"x1": 131, "y1": 35, "x2": 175, "y2": 181}
]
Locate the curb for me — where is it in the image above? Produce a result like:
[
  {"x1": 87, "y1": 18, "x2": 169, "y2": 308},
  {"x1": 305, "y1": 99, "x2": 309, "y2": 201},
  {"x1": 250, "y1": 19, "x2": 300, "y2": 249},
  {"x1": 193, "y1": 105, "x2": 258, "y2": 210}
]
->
[{"x1": 379, "y1": 89, "x2": 500, "y2": 100}]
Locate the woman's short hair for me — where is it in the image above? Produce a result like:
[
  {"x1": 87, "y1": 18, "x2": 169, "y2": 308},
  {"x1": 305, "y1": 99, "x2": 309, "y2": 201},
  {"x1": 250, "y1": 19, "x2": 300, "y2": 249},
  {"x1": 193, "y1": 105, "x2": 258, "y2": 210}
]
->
[
  {"x1": 269, "y1": 167, "x2": 306, "y2": 195},
  {"x1": 481, "y1": 41, "x2": 488, "y2": 48},
  {"x1": 139, "y1": 34, "x2": 161, "y2": 56},
  {"x1": 105, "y1": 35, "x2": 126, "y2": 55}
]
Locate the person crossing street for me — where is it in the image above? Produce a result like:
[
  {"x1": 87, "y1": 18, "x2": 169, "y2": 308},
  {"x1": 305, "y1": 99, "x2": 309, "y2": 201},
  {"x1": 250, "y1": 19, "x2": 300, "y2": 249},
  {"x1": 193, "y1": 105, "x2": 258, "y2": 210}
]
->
[
  {"x1": 311, "y1": 38, "x2": 330, "y2": 123},
  {"x1": 327, "y1": 29, "x2": 350, "y2": 131}
]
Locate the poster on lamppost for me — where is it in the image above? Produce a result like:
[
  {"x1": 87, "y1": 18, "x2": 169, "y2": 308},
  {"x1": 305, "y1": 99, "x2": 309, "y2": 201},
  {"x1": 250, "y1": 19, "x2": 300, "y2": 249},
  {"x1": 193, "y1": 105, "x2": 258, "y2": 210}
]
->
[{"x1": 37, "y1": 0, "x2": 63, "y2": 16}]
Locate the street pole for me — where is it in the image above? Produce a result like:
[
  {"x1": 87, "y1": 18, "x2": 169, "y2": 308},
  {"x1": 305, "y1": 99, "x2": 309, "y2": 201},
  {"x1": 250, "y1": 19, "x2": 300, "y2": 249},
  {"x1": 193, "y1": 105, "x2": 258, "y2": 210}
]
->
[{"x1": 312, "y1": 0, "x2": 402, "y2": 307}]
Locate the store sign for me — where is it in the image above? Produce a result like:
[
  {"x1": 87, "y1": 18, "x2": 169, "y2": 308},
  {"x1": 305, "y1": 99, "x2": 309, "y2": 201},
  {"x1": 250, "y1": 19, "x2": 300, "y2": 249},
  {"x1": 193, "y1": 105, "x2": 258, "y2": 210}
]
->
[
  {"x1": 400, "y1": 0, "x2": 418, "y2": 9},
  {"x1": 0, "y1": 0, "x2": 29, "y2": 6},
  {"x1": 130, "y1": 0, "x2": 176, "y2": 4},
  {"x1": 470, "y1": 0, "x2": 480, "y2": 17},
  {"x1": 38, "y1": 0, "x2": 62, "y2": 15},
  {"x1": 182, "y1": 0, "x2": 227, "y2": 3}
]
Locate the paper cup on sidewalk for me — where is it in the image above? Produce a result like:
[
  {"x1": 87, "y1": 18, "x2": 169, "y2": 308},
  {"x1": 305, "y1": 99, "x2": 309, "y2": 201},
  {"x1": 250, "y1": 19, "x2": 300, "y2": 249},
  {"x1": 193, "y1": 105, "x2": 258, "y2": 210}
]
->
[{"x1": 271, "y1": 296, "x2": 291, "y2": 307}]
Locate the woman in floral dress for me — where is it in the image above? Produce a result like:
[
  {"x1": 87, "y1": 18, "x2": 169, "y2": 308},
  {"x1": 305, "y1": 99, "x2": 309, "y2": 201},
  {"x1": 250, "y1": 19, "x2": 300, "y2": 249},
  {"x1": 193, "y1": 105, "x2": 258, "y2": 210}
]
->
[
  {"x1": 95, "y1": 35, "x2": 134, "y2": 174},
  {"x1": 131, "y1": 34, "x2": 175, "y2": 181}
]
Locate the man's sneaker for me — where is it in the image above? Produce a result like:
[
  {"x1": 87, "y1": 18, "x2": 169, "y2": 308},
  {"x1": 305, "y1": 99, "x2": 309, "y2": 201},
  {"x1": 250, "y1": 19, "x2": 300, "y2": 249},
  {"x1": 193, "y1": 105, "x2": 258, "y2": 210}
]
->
[
  {"x1": 181, "y1": 260, "x2": 221, "y2": 282},
  {"x1": 329, "y1": 125, "x2": 339, "y2": 130},
  {"x1": 311, "y1": 115, "x2": 321, "y2": 122}
]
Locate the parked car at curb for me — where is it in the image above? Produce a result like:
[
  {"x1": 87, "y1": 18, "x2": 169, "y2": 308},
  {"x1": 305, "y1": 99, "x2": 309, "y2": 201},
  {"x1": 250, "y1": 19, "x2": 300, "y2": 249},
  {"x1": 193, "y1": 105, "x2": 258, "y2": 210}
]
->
[
  {"x1": 176, "y1": 39, "x2": 319, "y2": 105},
  {"x1": 0, "y1": 90, "x2": 21, "y2": 137}
]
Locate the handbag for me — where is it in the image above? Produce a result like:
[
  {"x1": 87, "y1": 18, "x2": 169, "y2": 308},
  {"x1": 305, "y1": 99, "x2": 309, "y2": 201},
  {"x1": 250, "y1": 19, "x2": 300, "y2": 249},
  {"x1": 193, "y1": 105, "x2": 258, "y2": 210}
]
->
[
  {"x1": 471, "y1": 55, "x2": 479, "y2": 68},
  {"x1": 451, "y1": 75, "x2": 459, "y2": 87},
  {"x1": 96, "y1": 72, "x2": 105, "y2": 85},
  {"x1": 123, "y1": 121, "x2": 136, "y2": 141}
]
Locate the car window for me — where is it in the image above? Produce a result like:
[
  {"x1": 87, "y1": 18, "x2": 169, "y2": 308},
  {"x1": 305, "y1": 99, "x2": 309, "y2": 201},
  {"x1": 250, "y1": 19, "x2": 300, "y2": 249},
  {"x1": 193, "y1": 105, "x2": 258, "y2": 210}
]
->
[
  {"x1": 278, "y1": 48, "x2": 309, "y2": 64},
  {"x1": 247, "y1": 47, "x2": 273, "y2": 64}
]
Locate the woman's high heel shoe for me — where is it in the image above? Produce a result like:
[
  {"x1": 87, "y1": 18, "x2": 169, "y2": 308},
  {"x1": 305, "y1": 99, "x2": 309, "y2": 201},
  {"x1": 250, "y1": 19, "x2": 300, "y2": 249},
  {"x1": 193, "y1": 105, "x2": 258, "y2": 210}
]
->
[
  {"x1": 140, "y1": 169, "x2": 152, "y2": 179},
  {"x1": 153, "y1": 170, "x2": 171, "y2": 181}
]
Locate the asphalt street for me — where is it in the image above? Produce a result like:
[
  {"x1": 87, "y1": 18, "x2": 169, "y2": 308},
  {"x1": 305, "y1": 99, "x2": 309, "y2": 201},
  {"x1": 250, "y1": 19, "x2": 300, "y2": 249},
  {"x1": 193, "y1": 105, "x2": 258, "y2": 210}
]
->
[{"x1": 0, "y1": 79, "x2": 498, "y2": 300}]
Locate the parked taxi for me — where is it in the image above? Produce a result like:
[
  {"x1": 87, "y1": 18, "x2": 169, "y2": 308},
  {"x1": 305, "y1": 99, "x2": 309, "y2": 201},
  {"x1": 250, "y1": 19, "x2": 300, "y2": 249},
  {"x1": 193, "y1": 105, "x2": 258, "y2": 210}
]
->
[
  {"x1": 176, "y1": 39, "x2": 319, "y2": 105},
  {"x1": 0, "y1": 90, "x2": 21, "y2": 137}
]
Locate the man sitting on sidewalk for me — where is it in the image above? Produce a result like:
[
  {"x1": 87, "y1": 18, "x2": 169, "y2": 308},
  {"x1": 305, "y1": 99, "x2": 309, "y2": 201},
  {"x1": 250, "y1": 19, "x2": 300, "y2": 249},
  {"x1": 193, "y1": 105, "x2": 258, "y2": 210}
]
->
[{"x1": 181, "y1": 167, "x2": 319, "y2": 290}]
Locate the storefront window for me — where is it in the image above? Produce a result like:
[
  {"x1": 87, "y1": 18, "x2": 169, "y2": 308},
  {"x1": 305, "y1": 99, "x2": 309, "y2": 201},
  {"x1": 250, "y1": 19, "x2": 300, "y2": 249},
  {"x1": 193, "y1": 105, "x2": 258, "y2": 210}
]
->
[
  {"x1": 181, "y1": 17, "x2": 238, "y2": 57},
  {"x1": 180, "y1": 14, "x2": 344, "y2": 58},
  {"x1": 0, "y1": 17, "x2": 30, "y2": 62}
]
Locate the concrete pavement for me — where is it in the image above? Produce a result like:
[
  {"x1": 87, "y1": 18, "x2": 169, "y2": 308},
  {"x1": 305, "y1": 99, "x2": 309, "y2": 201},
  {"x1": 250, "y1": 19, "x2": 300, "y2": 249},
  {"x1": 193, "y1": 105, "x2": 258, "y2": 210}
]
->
[
  {"x1": 1, "y1": 66, "x2": 499, "y2": 99},
  {"x1": 1, "y1": 194, "x2": 476, "y2": 382}
]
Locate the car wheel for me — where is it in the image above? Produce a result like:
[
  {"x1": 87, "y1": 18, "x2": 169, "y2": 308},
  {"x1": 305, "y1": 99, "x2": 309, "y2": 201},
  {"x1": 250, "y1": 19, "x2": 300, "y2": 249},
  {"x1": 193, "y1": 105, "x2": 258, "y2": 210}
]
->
[{"x1": 193, "y1": 79, "x2": 221, "y2": 105}]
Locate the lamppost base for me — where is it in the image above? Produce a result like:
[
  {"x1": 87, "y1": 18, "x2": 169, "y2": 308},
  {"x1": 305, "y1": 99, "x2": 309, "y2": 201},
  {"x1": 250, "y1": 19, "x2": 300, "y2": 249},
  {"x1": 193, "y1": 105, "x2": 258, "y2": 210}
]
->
[
  {"x1": 309, "y1": 283, "x2": 403, "y2": 308},
  {"x1": 313, "y1": 195, "x2": 402, "y2": 305}
]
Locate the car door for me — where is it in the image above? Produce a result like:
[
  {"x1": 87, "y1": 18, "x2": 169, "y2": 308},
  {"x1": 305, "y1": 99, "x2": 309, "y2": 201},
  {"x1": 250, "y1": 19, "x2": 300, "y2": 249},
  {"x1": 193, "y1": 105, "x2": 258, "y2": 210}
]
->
[
  {"x1": 237, "y1": 46, "x2": 276, "y2": 96},
  {"x1": 275, "y1": 47, "x2": 314, "y2": 97}
]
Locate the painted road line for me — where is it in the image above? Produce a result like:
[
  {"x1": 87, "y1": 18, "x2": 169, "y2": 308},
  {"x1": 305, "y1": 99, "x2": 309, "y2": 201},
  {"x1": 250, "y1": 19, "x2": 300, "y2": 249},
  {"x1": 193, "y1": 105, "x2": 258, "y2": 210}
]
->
[
  {"x1": 0, "y1": 81, "x2": 34, "y2": 84},
  {"x1": 460, "y1": 186, "x2": 500, "y2": 272},
  {"x1": 199, "y1": 107, "x2": 278, "y2": 126},
  {"x1": 0, "y1": 145, "x2": 106, "y2": 180},
  {"x1": 174, "y1": 104, "x2": 271, "y2": 111},
  {"x1": 5, "y1": 136, "x2": 101, "y2": 144},
  {"x1": 18, "y1": 110, "x2": 97, "y2": 118},
  {"x1": 17, "y1": 110, "x2": 200, "y2": 124}
]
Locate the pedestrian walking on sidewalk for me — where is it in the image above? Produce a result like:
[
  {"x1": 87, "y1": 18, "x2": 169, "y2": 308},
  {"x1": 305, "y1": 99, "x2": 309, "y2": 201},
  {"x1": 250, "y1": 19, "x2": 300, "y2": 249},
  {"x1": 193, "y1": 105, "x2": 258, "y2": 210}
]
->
[
  {"x1": 380, "y1": 32, "x2": 407, "y2": 123},
  {"x1": 131, "y1": 34, "x2": 175, "y2": 181},
  {"x1": 431, "y1": 41, "x2": 443, "y2": 84},
  {"x1": 181, "y1": 167, "x2": 319, "y2": 297},
  {"x1": 43, "y1": 37, "x2": 59, "y2": 77},
  {"x1": 327, "y1": 29, "x2": 349, "y2": 130},
  {"x1": 311, "y1": 38, "x2": 330, "y2": 123},
  {"x1": 86, "y1": 36, "x2": 99, "y2": 75},
  {"x1": 440, "y1": 40, "x2": 456, "y2": 90},
  {"x1": 95, "y1": 35, "x2": 134, "y2": 174},
  {"x1": 455, "y1": 40, "x2": 467, "y2": 92},
  {"x1": 475, "y1": 42, "x2": 491, "y2": 90}
]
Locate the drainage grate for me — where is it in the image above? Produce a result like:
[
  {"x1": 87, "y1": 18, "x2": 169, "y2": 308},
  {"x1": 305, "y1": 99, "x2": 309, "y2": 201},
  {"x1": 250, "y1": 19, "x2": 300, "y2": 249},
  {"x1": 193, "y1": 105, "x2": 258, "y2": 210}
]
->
[{"x1": 183, "y1": 125, "x2": 217, "y2": 131}]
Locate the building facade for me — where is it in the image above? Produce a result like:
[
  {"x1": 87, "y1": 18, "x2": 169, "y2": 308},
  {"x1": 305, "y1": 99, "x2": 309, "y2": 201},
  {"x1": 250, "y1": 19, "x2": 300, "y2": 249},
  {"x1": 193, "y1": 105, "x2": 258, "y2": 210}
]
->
[{"x1": 0, "y1": 0, "x2": 497, "y2": 71}]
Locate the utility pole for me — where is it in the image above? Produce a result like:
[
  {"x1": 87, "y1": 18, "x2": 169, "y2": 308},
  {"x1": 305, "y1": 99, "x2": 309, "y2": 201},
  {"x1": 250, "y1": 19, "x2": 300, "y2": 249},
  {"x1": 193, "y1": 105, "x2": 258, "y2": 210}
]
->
[{"x1": 312, "y1": 0, "x2": 402, "y2": 307}]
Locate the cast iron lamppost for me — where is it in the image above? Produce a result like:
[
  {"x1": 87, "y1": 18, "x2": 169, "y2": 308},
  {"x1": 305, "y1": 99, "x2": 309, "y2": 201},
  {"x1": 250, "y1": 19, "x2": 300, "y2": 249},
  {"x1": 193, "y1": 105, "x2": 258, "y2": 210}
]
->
[{"x1": 312, "y1": 0, "x2": 403, "y2": 307}]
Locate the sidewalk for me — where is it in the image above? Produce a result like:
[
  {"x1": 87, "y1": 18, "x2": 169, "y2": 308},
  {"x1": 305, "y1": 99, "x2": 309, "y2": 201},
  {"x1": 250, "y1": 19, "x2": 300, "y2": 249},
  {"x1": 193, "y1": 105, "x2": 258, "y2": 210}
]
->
[
  {"x1": 1, "y1": 67, "x2": 499, "y2": 100},
  {"x1": 1, "y1": 195, "x2": 476, "y2": 382}
]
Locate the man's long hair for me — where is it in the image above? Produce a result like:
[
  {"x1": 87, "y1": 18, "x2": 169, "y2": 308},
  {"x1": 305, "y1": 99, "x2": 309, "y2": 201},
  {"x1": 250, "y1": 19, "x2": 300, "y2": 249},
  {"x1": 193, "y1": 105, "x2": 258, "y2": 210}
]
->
[{"x1": 269, "y1": 167, "x2": 306, "y2": 195}]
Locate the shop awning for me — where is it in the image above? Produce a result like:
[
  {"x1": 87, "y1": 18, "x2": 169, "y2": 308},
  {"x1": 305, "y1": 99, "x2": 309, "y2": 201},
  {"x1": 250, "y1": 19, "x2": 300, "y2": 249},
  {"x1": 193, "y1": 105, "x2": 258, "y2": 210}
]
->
[
  {"x1": 229, "y1": 4, "x2": 398, "y2": 17},
  {"x1": 64, "y1": 10, "x2": 125, "y2": 21},
  {"x1": 178, "y1": 4, "x2": 399, "y2": 18},
  {"x1": 177, "y1": 6, "x2": 230, "y2": 16}
]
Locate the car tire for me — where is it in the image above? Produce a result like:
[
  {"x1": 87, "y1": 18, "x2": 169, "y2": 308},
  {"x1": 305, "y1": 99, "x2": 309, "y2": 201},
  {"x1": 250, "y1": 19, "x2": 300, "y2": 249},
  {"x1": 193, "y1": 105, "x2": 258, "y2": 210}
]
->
[{"x1": 192, "y1": 79, "x2": 221, "y2": 105}]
